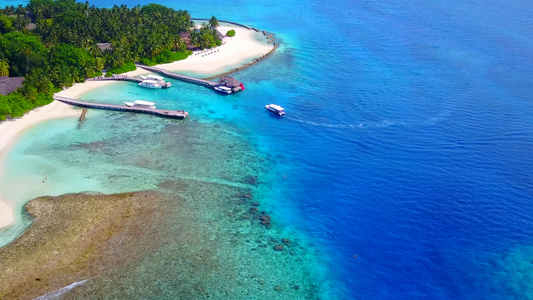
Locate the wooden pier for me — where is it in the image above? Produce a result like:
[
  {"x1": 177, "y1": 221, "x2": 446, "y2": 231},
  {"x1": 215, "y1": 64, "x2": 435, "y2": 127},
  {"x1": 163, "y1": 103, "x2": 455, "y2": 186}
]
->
[
  {"x1": 54, "y1": 96, "x2": 188, "y2": 119},
  {"x1": 135, "y1": 64, "x2": 218, "y2": 87},
  {"x1": 87, "y1": 75, "x2": 143, "y2": 83}
]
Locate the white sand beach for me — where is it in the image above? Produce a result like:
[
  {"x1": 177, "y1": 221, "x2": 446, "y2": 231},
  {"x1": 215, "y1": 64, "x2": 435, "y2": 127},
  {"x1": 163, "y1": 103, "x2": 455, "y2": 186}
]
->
[
  {"x1": 153, "y1": 24, "x2": 274, "y2": 75},
  {"x1": 0, "y1": 23, "x2": 274, "y2": 228}
]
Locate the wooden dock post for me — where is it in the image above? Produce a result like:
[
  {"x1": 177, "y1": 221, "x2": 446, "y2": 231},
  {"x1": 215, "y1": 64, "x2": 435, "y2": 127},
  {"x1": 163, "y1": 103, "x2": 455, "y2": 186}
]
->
[{"x1": 79, "y1": 108, "x2": 87, "y2": 122}]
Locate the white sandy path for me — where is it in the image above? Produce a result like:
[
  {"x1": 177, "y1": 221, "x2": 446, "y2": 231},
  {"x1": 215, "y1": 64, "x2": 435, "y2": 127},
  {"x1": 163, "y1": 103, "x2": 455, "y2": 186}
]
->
[{"x1": 0, "y1": 23, "x2": 274, "y2": 228}]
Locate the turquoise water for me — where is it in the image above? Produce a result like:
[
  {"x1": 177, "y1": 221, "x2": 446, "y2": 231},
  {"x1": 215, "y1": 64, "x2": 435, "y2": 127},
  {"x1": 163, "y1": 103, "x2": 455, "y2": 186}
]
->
[{"x1": 2, "y1": 0, "x2": 533, "y2": 299}]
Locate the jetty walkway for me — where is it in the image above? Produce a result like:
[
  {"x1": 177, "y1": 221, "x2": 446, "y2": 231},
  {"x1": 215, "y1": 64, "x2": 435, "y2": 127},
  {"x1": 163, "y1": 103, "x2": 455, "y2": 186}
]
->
[
  {"x1": 135, "y1": 64, "x2": 218, "y2": 87},
  {"x1": 54, "y1": 96, "x2": 188, "y2": 119},
  {"x1": 87, "y1": 75, "x2": 142, "y2": 83}
]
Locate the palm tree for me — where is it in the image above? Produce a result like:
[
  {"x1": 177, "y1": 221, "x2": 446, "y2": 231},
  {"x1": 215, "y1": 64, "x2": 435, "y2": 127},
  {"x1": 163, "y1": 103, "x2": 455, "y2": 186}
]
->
[
  {"x1": 0, "y1": 60, "x2": 9, "y2": 77},
  {"x1": 22, "y1": 46, "x2": 31, "y2": 74},
  {"x1": 209, "y1": 15, "x2": 219, "y2": 28}
]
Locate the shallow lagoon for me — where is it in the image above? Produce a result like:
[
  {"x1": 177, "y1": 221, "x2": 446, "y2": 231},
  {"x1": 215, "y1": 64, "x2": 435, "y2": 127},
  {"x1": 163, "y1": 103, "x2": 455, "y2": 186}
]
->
[{"x1": 1, "y1": 0, "x2": 533, "y2": 298}]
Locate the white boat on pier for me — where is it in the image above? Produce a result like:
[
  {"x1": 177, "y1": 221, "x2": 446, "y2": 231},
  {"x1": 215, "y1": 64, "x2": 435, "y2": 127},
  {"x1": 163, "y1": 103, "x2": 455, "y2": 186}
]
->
[
  {"x1": 124, "y1": 100, "x2": 156, "y2": 109},
  {"x1": 138, "y1": 79, "x2": 172, "y2": 89},
  {"x1": 140, "y1": 74, "x2": 165, "y2": 81}
]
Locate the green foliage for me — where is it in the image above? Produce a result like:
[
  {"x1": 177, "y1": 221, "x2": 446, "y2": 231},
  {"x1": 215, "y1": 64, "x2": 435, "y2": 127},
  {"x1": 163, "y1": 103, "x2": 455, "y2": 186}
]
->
[
  {"x1": 141, "y1": 49, "x2": 191, "y2": 66},
  {"x1": 0, "y1": 59, "x2": 9, "y2": 76},
  {"x1": 0, "y1": 1, "x2": 218, "y2": 120},
  {"x1": 31, "y1": 1, "x2": 196, "y2": 62},
  {"x1": 226, "y1": 29, "x2": 235, "y2": 37},
  {"x1": 0, "y1": 16, "x2": 14, "y2": 34},
  {"x1": 190, "y1": 23, "x2": 223, "y2": 49},
  {"x1": 49, "y1": 43, "x2": 98, "y2": 85},
  {"x1": 0, "y1": 92, "x2": 50, "y2": 119},
  {"x1": 107, "y1": 62, "x2": 136, "y2": 75},
  {"x1": 0, "y1": 31, "x2": 48, "y2": 76},
  {"x1": 209, "y1": 15, "x2": 219, "y2": 28}
]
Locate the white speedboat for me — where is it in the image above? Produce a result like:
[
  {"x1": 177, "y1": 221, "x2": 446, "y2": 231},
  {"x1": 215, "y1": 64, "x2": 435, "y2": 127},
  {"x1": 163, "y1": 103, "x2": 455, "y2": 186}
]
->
[
  {"x1": 265, "y1": 104, "x2": 285, "y2": 116},
  {"x1": 214, "y1": 86, "x2": 233, "y2": 94},
  {"x1": 124, "y1": 100, "x2": 156, "y2": 109},
  {"x1": 140, "y1": 74, "x2": 164, "y2": 81},
  {"x1": 139, "y1": 80, "x2": 163, "y2": 89},
  {"x1": 138, "y1": 79, "x2": 172, "y2": 89}
]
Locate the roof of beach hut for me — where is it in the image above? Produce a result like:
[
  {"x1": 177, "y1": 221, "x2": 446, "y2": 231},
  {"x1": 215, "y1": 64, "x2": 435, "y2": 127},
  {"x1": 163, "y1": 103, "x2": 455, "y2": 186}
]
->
[
  {"x1": 0, "y1": 76, "x2": 24, "y2": 95},
  {"x1": 215, "y1": 30, "x2": 224, "y2": 41},
  {"x1": 218, "y1": 76, "x2": 242, "y2": 87},
  {"x1": 25, "y1": 23, "x2": 36, "y2": 30},
  {"x1": 96, "y1": 42, "x2": 112, "y2": 52},
  {"x1": 179, "y1": 31, "x2": 191, "y2": 40}
]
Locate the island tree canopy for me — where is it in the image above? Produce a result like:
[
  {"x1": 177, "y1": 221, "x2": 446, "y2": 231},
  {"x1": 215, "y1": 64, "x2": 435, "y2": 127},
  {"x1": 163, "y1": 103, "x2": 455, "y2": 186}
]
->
[{"x1": 0, "y1": 0, "x2": 223, "y2": 120}]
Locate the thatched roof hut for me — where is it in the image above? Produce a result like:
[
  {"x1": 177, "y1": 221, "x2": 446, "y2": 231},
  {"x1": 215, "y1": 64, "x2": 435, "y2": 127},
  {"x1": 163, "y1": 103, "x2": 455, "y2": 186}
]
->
[
  {"x1": 25, "y1": 23, "x2": 36, "y2": 30},
  {"x1": 96, "y1": 42, "x2": 112, "y2": 52},
  {"x1": 215, "y1": 30, "x2": 224, "y2": 41},
  {"x1": 179, "y1": 31, "x2": 191, "y2": 40},
  {"x1": 0, "y1": 76, "x2": 24, "y2": 95},
  {"x1": 218, "y1": 76, "x2": 242, "y2": 88}
]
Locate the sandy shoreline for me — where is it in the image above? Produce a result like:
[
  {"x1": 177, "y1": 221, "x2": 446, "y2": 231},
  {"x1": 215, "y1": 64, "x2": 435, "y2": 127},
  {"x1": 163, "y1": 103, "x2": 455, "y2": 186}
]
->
[
  {"x1": 154, "y1": 24, "x2": 273, "y2": 75},
  {"x1": 0, "y1": 101, "x2": 80, "y2": 228},
  {"x1": 0, "y1": 22, "x2": 274, "y2": 229}
]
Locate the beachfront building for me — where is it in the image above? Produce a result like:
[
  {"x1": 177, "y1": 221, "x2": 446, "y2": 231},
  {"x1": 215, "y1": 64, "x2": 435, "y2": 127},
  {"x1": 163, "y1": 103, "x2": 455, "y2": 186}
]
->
[
  {"x1": 96, "y1": 42, "x2": 112, "y2": 52},
  {"x1": 0, "y1": 76, "x2": 24, "y2": 95},
  {"x1": 218, "y1": 76, "x2": 242, "y2": 88},
  {"x1": 180, "y1": 31, "x2": 199, "y2": 51}
]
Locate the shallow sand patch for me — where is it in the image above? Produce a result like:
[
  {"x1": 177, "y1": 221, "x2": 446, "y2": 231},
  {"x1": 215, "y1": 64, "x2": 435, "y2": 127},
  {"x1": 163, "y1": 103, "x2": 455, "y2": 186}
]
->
[
  {"x1": 0, "y1": 101, "x2": 80, "y2": 228},
  {"x1": 0, "y1": 191, "x2": 169, "y2": 299}
]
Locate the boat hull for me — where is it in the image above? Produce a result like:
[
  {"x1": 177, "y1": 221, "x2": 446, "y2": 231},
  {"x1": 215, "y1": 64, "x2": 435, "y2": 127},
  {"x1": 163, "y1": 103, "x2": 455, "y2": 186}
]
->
[
  {"x1": 214, "y1": 87, "x2": 233, "y2": 94},
  {"x1": 265, "y1": 106, "x2": 285, "y2": 116},
  {"x1": 138, "y1": 84, "x2": 163, "y2": 89}
]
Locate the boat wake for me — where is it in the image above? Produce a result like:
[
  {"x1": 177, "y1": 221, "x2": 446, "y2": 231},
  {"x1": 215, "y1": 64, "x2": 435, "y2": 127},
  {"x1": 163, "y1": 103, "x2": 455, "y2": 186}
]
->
[
  {"x1": 33, "y1": 279, "x2": 88, "y2": 300},
  {"x1": 285, "y1": 117, "x2": 405, "y2": 129}
]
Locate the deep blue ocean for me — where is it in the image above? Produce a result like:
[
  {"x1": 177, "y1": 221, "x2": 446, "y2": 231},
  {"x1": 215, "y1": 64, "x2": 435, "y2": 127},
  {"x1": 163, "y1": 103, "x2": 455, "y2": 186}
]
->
[{"x1": 2, "y1": 0, "x2": 533, "y2": 298}]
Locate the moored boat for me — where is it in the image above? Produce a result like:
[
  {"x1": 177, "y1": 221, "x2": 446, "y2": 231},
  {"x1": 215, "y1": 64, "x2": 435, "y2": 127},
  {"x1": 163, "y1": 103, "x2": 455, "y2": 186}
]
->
[
  {"x1": 214, "y1": 85, "x2": 233, "y2": 94},
  {"x1": 124, "y1": 100, "x2": 156, "y2": 109},
  {"x1": 140, "y1": 74, "x2": 165, "y2": 81},
  {"x1": 138, "y1": 79, "x2": 172, "y2": 89},
  {"x1": 265, "y1": 104, "x2": 285, "y2": 116}
]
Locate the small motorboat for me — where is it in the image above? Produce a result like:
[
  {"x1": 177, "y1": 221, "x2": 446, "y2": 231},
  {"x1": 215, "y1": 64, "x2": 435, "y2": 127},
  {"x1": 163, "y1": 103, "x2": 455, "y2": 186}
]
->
[
  {"x1": 265, "y1": 104, "x2": 285, "y2": 116},
  {"x1": 140, "y1": 74, "x2": 165, "y2": 81},
  {"x1": 214, "y1": 86, "x2": 233, "y2": 94},
  {"x1": 138, "y1": 80, "x2": 171, "y2": 89}
]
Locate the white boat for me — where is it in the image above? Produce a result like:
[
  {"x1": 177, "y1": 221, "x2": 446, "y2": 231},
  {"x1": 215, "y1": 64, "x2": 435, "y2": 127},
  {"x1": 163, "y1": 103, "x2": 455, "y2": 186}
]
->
[
  {"x1": 214, "y1": 86, "x2": 233, "y2": 94},
  {"x1": 139, "y1": 80, "x2": 164, "y2": 89},
  {"x1": 265, "y1": 104, "x2": 285, "y2": 116},
  {"x1": 140, "y1": 74, "x2": 164, "y2": 81},
  {"x1": 124, "y1": 100, "x2": 156, "y2": 109}
]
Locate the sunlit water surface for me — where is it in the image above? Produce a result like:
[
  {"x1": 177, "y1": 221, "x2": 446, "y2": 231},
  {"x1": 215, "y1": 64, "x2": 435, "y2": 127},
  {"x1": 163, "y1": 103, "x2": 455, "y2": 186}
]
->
[{"x1": 1, "y1": 0, "x2": 533, "y2": 298}]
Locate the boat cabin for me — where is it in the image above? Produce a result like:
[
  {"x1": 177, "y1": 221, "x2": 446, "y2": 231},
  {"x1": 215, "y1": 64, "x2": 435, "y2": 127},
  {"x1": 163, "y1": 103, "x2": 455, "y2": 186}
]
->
[{"x1": 124, "y1": 100, "x2": 156, "y2": 109}]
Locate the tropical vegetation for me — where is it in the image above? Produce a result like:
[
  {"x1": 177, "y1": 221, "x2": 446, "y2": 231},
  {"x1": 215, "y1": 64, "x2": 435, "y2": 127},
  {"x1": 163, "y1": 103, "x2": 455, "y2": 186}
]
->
[{"x1": 0, "y1": 0, "x2": 222, "y2": 120}]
